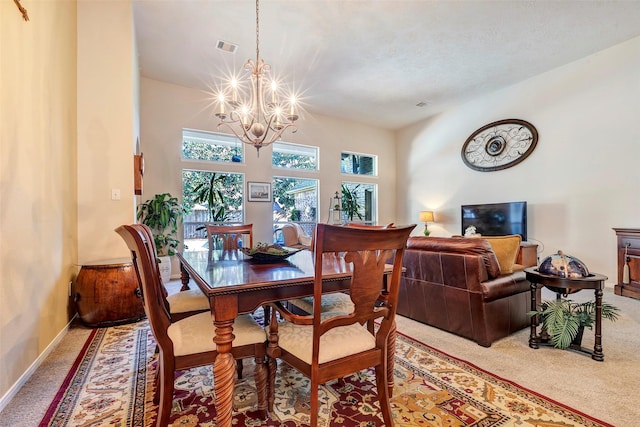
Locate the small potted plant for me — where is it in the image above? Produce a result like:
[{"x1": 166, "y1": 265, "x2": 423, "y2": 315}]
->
[
  {"x1": 528, "y1": 298, "x2": 619, "y2": 350},
  {"x1": 136, "y1": 193, "x2": 185, "y2": 282}
]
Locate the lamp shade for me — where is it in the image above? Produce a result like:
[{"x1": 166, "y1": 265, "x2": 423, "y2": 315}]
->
[{"x1": 419, "y1": 211, "x2": 434, "y2": 222}]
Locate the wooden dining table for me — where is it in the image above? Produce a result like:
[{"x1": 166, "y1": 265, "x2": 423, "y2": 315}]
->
[{"x1": 176, "y1": 248, "x2": 396, "y2": 427}]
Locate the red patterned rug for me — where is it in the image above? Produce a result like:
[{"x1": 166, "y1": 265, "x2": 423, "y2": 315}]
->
[{"x1": 40, "y1": 320, "x2": 612, "y2": 427}]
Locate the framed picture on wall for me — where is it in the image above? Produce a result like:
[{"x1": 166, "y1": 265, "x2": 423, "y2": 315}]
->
[{"x1": 247, "y1": 182, "x2": 271, "y2": 202}]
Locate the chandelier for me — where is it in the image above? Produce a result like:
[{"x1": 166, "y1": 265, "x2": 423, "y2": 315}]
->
[{"x1": 215, "y1": 0, "x2": 299, "y2": 155}]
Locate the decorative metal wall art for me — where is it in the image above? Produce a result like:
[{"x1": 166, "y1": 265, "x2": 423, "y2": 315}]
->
[{"x1": 461, "y1": 119, "x2": 538, "y2": 172}]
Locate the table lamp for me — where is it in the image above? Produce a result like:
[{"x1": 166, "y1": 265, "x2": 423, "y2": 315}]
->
[{"x1": 419, "y1": 211, "x2": 434, "y2": 236}]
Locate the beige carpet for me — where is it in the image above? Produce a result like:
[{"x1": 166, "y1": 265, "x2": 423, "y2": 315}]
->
[{"x1": 0, "y1": 281, "x2": 637, "y2": 426}]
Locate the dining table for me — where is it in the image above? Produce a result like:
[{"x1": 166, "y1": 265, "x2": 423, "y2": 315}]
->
[{"x1": 176, "y1": 248, "x2": 396, "y2": 427}]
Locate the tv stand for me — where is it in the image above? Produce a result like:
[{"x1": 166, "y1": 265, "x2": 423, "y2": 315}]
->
[{"x1": 517, "y1": 242, "x2": 538, "y2": 267}]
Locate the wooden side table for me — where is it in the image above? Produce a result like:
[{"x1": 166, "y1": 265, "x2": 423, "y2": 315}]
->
[
  {"x1": 525, "y1": 268, "x2": 608, "y2": 361},
  {"x1": 74, "y1": 258, "x2": 145, "y2": 327}
]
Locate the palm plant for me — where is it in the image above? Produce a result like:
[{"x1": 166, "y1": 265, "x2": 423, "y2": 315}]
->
[
  {"x1": 528, "y1": 299, "x2": 619, "y2": 349},
  {"x1": 341, "y1": 184, "x2": 363, "y2": 221},
  {"x1": 193, "y1": 172, "x2": 229, "y2": 222}
]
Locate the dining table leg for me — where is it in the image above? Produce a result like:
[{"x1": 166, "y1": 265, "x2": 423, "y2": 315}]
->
[
  {"x1": 211, "y1": 295, "x2": 239, "y2": 427},
  {"x1": 212, "y1": 318, "x2": 235, "y2": 427}
]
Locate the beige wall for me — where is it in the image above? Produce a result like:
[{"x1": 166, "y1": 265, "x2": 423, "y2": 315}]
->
[
  {"x1": 77, "y1": 0, "x2": 137, "y2": 265},
  {"x1": 140, "y1": 78, "x2": 397, "y2": 245},
  {"x1": 396, "y1": 36, "x2": 640, "y2": 282},
  {"x1": 0, "y1": 1, "x2": 78, "y2": 399}
]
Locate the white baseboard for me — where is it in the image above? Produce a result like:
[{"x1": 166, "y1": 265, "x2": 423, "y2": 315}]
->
[{"x1": 0, "y1": 314, "x2": 78, "y2": 413}]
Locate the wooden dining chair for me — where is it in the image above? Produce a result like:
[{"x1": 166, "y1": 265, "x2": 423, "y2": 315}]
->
[
  {"x1": 265, "y1": 223, "x2": 415, "y2": 427},
  {"x1": 205, "y1": 223, "x2": 253, "y2": 250},
  {"x1": 287, "y1": 223, "x2": 396, "y2": 315},
  {"x1": 135, "y1": 224, "x2": 209, "y2": 322},
  {"x1": 116, "y1": 224, "x2": 269, "y2": 427}
]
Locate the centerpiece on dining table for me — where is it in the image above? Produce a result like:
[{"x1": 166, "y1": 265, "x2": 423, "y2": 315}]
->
[{"x1": 240, "y1": 242, "x2": 302, "y2": 263}]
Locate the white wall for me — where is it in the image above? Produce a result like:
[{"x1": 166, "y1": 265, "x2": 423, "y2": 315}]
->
[
  {"x1": 396, "y1": 36, "x2": 640, "y2": 283},
  {"x1": 140, "y1": 78, "x2": 397, "y2": 245}
]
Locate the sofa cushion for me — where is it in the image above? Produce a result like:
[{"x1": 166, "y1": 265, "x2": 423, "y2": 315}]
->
[
  {"x1": 483, "y1": 235, "x2": 521, "y2": 274},
  {"x1": 407, "y1": 236, "x2": 501, "y2": 279}
]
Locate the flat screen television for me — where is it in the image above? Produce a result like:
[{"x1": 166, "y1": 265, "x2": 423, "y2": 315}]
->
[{"x1": 461, "y1": 201, "x2": 527, "y2": 241}]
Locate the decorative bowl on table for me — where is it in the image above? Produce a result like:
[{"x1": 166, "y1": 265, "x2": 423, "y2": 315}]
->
[{"x1": 240, "y1": 244, "x2": 302, "y2": 263}]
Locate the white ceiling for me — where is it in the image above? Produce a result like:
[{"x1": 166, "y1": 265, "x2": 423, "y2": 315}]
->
[{"x1": 133, "y1": 0, "x2": 640, "y2": 130}]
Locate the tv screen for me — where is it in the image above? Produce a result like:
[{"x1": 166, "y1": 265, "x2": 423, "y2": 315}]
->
[{"x1": 461, "y1": 201, "x2": 527, "y2": 241}]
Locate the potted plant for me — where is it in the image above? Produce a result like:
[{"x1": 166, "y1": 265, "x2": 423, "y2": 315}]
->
[
  {"x1": 528, "y1": 298, "x2": 619, "y2": 349},
  {"x1": 341, "y1": 184, "x2": 363, "y2": 222},
  {"x1": 136, "y1": 193, "x2": 185, "y2": 282}
]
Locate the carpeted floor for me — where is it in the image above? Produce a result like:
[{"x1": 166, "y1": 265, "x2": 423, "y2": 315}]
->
[
  {"x1": 0, "y1": 281, "x2": 638, "y2": 426},
  {"x1": 36, "y1": 318, "x2": 613, "y2": 426}
]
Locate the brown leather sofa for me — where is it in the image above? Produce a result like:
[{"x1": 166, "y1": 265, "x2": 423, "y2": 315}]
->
[{"x1": 397, "y1": 236, "x2": 531, "y2": 347}]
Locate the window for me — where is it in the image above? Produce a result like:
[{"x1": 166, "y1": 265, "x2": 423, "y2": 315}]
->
[
  {"x1": 182, "y1": 170, "x2": 244, "y2": 250},
  {"x1": 182, "y1": 129, "x2": 243, "y2": 163},
  {"x1": 341, "y1": 152, "x2": 376, "y2": 176},
  {"x1": 273, "y1": 142, "x2": 318, "y2": 170},
  {"x1": 341, "y1": 181, "x2": 377, "y2": 224},
  {"x1": 273, "y1": 176, "x2": 318, "y2": 238}
]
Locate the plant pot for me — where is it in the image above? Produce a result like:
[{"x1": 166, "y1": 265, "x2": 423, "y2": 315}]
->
[
  {"x1": 158, "y1": 255, "x2": 171, "y2": 283},
  {"x1": 570, "y1": 326, "x2": 585, "y2": 349}
]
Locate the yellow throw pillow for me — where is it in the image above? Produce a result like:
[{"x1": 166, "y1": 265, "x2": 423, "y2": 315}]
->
[{"x1": 484, "y1": 235, "x2": 522, "y2": 275}]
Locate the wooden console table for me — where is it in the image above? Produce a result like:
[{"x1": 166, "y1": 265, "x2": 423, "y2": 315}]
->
[{"x1": 613, "y1": 228, "x2": 640, "y2": 300}]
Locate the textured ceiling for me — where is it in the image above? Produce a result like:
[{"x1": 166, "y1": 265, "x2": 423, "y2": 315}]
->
[{"x1": 134, "y1": 0, "x2": 640, "y2": 130}]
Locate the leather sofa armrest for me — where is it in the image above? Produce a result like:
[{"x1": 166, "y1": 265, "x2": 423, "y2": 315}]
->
[{"x1": 481, "y1": 270, "x2": 530, "y2": 302}]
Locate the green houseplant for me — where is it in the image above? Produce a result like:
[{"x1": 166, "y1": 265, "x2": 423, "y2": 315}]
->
[
  {"x1": 528, "y1": 299, "x2": 619, "y2": 349},
  {"x1": 136, "y1": 193, "x2": 185, "y2": 257},
  {"x1": 341, "y1": 184, "x2": 363, "y2": 222}
]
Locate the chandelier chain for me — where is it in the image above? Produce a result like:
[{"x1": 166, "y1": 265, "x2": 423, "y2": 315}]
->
[
  {"x1": 214, "y1": 0, "x2": 299, "y2": 155},
  {"x1": 255, "y1": 0, "x2": 260, "y2": 62}
]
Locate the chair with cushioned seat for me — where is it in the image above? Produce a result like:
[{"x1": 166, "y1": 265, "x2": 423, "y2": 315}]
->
[
  {"x1": 273, "y1": 223, "x2": 312, "y2": 249},
  {"x1": 116, "y1": 224, "x2": 269, "y2": 427},
  {"x1": 136, "y1": 224, "x2": 210, "y2": 322},
  {"x1": 265, "y1": 223, "x2": 415, "y2": 427},
  {"x1": 287, "y1": 223, "x2": 395, "y2": 315}
]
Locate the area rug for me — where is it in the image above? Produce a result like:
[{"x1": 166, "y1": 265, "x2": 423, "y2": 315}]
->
[{"x1": 39, "y1": 320, "x2": 612, "y2": 427}]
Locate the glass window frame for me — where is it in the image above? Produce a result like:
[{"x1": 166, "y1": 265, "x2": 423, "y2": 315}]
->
[{"x1": 340, "y1": 151, "x2": 377, "y2": 176}]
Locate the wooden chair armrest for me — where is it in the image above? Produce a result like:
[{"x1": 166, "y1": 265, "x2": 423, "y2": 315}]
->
[{"x1": 265, "y1": 301, "x2": 314, "y2": 325}]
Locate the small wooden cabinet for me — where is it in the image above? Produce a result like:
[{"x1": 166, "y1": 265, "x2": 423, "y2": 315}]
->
[
  {"x1": 74, "y1": 258, "x2": 145, "y2": 327},
  {"x1": 517, "y1": 242, "x2": 538, "y2": 267},
  {"x1": 613, "y1": 228, "x2": 640, "y2": 299}
]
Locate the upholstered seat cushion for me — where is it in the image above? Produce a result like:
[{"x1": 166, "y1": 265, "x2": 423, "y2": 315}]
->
[
  {"x1": 168, "y1": 312, "x2": 265, "y2": 356},
  {"x1": 272, "y1": 313, "x2": 376, "y2": 364},
  {"x1": 166, "y1": 288, "x2": 210, "y2": 314},
  {"x1": 287, "y1": 293, "x2": 354, "y2": 314}
]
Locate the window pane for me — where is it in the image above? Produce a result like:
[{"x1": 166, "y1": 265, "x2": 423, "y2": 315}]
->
[
  {"x1": 273, "y1": 177, "x2": 318, "y2": 238},
  {"x1": 341, "y1": 152, "x2": 377, "y2": 176},
  {"x1": 182, "y1": 129, "x2": 243, "y2": 163},
  {"x1": 272, "y1": 142, "x2": 318, "y2": 170},
  {"x1": 182, "y1": 170, "x2": 244, "y2": 250},
  {"x1": 341, "y1": 182, "x2": 377, "y2": 224}
]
